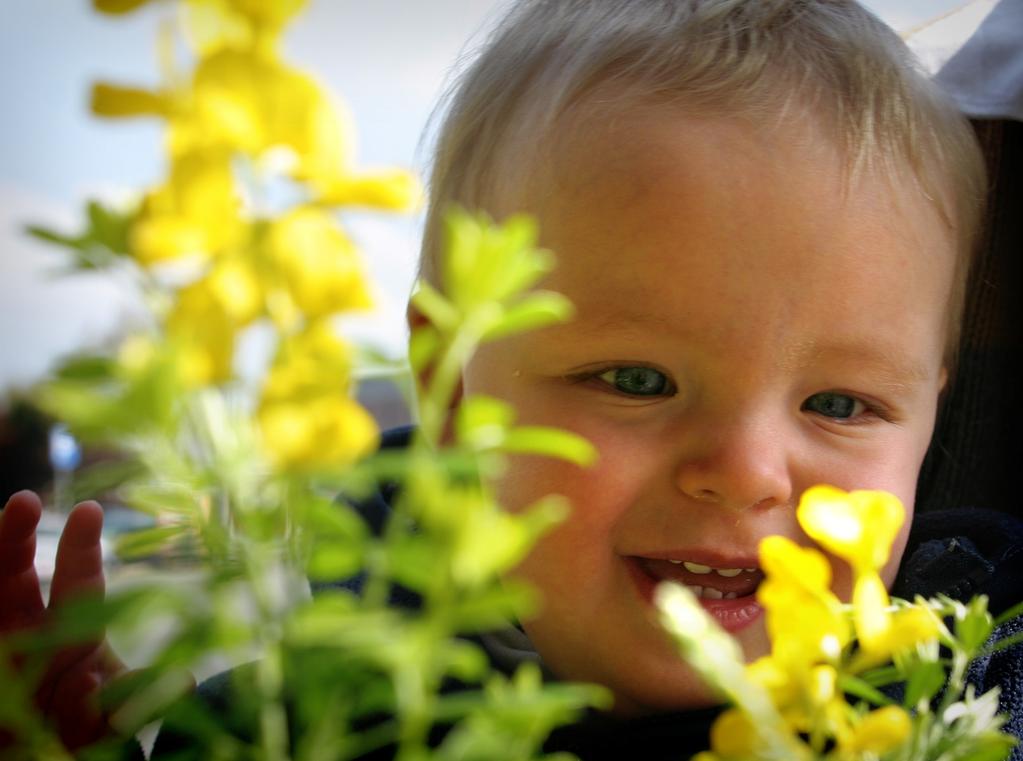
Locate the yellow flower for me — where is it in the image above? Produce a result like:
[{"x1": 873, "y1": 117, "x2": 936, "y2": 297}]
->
[
  {"x1": 259, "y1": 322, "x2": 352, "y2": 403},
  {"x1": 265, "y1": 206, "x2": 373, "y2": 320},
  {"x1": 257, "y1": 323, "x2": 377, "y2": 470},
  {"x1": 131, "y1": 149, "x2": 241, "y2": 265},
  {"x1": 884, "y1": 603, "x2": 941, "y2": 653},
  {"x1": 91, "y1": 82, "x2": 169, "y2": 118},
  {"x1": 796, "y1": 487, "x2": 938, "y2": 662},
  {"x1": 841, "y1": 705, "x2": 911, "y2": 757},
  {"x1": 797, "y1": 485, "x2": 905, "y2": 574},
  {"x1": 177, "y1": 48, "x2": 350, "y2": 183},
  {"x1": 258, "y1": 394, "x2": 377, "y2": 471},
  {"x1": 746, "y1": 656, "x2": 797, "y2": 704},
  {"x1": 709, "y1": 708, "x2": 761, "y2": 759},
  {"x1": 758, "y1": 536, "x2": 851, "y2": 667},
  {"x1": 316, "y1": 169, "x2": 422, "y2": 212},
  {"x1": 183, "y1": 0, "x2": 308, "y2": 52},
  {"x1": 852, "y1": 571, "x2": 892, "y2": 656},
  {"x1": 222, "y1": 0, "x2": 307, "y2": 29},
  {"x1": 854, "y1": 594, "x2": 942, "y2": 665},
  {"x1": 166, "y1": 279, "x2": 237, "y2": 386},
  {"x1": 205, "y1": 253, "x2": 264, "y2": 325},
  {"x1": 93, "y1": 0, "x2": 154, "y2": 13}
]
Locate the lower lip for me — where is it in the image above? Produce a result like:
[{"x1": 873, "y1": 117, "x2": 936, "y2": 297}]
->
[{"x1": 626, "y1": 558, "x2": 763, "y2": 633}]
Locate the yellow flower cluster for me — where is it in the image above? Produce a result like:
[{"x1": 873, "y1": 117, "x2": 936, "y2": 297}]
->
[
  {"x1": 90, "y1": 0, "x2": 419, "y2": 470},
  {"x1": 697, "y1": 486, "x2": 941, "y2": 761}
]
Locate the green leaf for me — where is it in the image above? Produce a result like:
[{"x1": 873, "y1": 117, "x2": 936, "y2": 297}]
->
[
  {"x1": 440, "y1": 208, "x2": 559, "y2": 313},
  {"x1": 408, "y1": 323, "x2": 440, "y2": 375},
  {"x1": 432, "y1": 638, "x2": 489, "y2": 684},
  {"x1": 860, "y1": 664, "x2": 903, "y2": 688},
  {"x1": 26, "y1": 224, "x2": 83, "y2": 249},
  {"x1": 497, "y1": 217, "x2": 554, "y2": 293},
  {"x1": 956, "y1": 595, "x2": 994, "y2": 654},
  {"x1": 68, "y1": 458, "x2": 149, "y2": 505},
  {"x1": 448, "y1": 581, "x2": 538, "y2": 632},
  {"x1": 121, "y1": 483, "x2": 201, "y2": 517},
  {"x1": 483, "y1": 291, "x2": 574, "y2": 342},
  {"x1": 994, "y1": 599, "x2": 1023, "y2": 628},
  {"x1": 904, "y1": 659, "x2": 946, "y2": 707},
  {"x1": 452, "y1": 510, "x2": 532, "y2": 585},
  {"x1": 25, "y1": 199, "x2": 134, "y2": 270},
  {"x1": 978, "y1": 629, "x2": 1023, "y2": 658},
  {"x1": 961, "y1": 735, "x2": 1018, "y2": 761},
  {"x1": 35, "y1": 381, "x2": 126, "y2": 442},
  {"x1": 411, "y1": 281, "x2": 459, "y2": 333},
  {"x1": 389, "y1": 533, "x2": 444, "y2": 592},
  {"x1": 304, "y1": 497, "x2": 367, "y2": 542},
  {"x1": 101, "y1": 666, "x2": 195, "y2": 734},
  {"x1": 85, "y1": 200, "x2": 132, "y2": 256},
  {"x1": 456, "y1": 395, "x2": 516, "y2": 450},
  {"x1": 52, "y1": 355, "x2": 117, "y2": 381},
  {"x1": 837, "y1": 674, "x2": 895, "y2": 707},
  {"x1": 115, "y1": 524, "x2": 189, "y2": 559},
  {"x1": 286, "y1": 592, "x2": 361, "y2": 646},
  {"x1": 306, "y1": 539, "x2": 364, "y2": 582},
  {"x1": 502, "y1": 426, "x2": 597, "y2": 466}
]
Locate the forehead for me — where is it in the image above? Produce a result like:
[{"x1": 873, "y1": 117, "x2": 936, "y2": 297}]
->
[{"x1": 509, "y1": 105, "x2": 956, "y2": 375}]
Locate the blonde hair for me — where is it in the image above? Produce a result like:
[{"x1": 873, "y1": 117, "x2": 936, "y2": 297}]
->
[{"x1": 421, "y1": 0, "x2": 986, "y2": 362}]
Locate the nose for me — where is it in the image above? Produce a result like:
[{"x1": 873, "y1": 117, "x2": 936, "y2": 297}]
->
[{"x1": 673, "y1": 413, "x2": 793, "y2": 512}]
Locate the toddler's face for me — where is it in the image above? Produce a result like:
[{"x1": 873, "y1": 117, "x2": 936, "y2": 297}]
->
[{"x1": 459, "y1": 106, "x2": 956, "y2": 714}]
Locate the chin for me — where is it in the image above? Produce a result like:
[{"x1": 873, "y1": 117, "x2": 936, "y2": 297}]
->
[
  {"x1": 606, "y1": 662, "x2": 722, "y2": 716},
  {"x1": 607, "y1": 622, "x2": 773, "y2": 716}
]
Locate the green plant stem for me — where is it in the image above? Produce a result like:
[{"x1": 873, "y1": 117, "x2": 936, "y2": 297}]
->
[
  {"x1": 994, "y1": 600, "x2": 1023, "y2": 628},
  {"x1": 418, "y1": 316, "x2": 486, "y2": 446},
  {"x1": 977, "y1": 629, "x2": 1023, "y2": 659},
  {"x1": 937, "y1": 649, "x2": 969, "y2": 719},
  {"x1": 257, "y1": 647, "x2": 290, "y2": 761},
  {"x1": 246, "y1": 545, "x2": 292, "y2": 761},
  {"x1": 364, "y1": 314, "x2": 484, "y2": 608},
  {"x1": 342, "y1": 718, "x2": 400, "y2": 761}
]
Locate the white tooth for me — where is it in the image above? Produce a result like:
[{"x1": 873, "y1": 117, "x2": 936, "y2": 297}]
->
[
  {"x1": 668, "y1": 559, "x2": 683, "y2": 565},
  {"x1": 702, "y1": 587, "x2": 724, "y2": 600},
  {"x1": 744, "y1": 568, "x2": 756, "y2": 573},
  {"x1": 683, "y1": 561, "x2": 712, "y2": 574},
  {"x1": 687, "y1": 585, "x2": 703, "y2": 597},
  {"x1": 715, "y1": 568, "x2": 742, "y2": 577},
  {"x1": 724, "y1": 592, "x2": 737, "y2": 600}
]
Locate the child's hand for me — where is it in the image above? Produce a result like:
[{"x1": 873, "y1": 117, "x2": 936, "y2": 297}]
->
[{"x1": 0, "y1": 490, "x2": 127, "y2": 751}]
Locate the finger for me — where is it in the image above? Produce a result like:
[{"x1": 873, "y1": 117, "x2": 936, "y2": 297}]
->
[
  {"x1": 0, "y1": 490, "x2": 45, "y2": 625},
  {"x1": 39, "y1": 502, "x2": 108, "y2": 719},
  {"x1": 47, "y1": 656, "x2": 109, "y2": 751},
  {"x1": 0, "y1": 490, "x2": 43, "y2": 575},
  {"x1": 48, "y1": 500, "x2": 105, "y2": 608}
]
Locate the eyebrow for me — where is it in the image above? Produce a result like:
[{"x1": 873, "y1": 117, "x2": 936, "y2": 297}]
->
[{"x1": 787, "y1": 341, "x2": 936, "y2": 387}]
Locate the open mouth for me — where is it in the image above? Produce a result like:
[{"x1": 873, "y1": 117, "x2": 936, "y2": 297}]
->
[{"x1": 626, "y1": 556, "x2": 765, "y2": 633}]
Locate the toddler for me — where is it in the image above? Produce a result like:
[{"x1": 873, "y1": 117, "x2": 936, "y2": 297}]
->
[{"x1": 3, "y1": 1, "x2": 1021, "y2": 758}]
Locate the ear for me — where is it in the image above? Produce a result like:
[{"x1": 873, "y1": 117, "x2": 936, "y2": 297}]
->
[{"x1": 407, "y1": 303, "x2": 463, "y2": 443}]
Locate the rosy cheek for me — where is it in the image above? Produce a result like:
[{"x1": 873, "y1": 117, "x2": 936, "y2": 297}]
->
[{"x1": 880, "y1": 516, "x2": 913, "y2": 587}]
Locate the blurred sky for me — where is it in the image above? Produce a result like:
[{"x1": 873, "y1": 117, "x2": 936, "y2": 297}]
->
[{"x1": 0, "y1": 0, "x2": 994, "y2": 394}]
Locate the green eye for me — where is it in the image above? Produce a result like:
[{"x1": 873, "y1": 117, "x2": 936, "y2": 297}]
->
[
  {"x1": 802, "y1": 392, "x2": 862, "y2": 419},
  {"x1": 597, "y1": 367, "x2": 671, "y2": 396}
]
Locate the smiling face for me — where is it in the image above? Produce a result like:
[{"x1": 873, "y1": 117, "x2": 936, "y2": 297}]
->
[{"x1": 458, "y1": 105, "x2": 956, "y2": 714}]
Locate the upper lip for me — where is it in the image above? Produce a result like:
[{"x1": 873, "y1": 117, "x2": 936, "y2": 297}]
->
[{"x1": 630, "y1": 549, "x2": 760, "y2": 570}]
